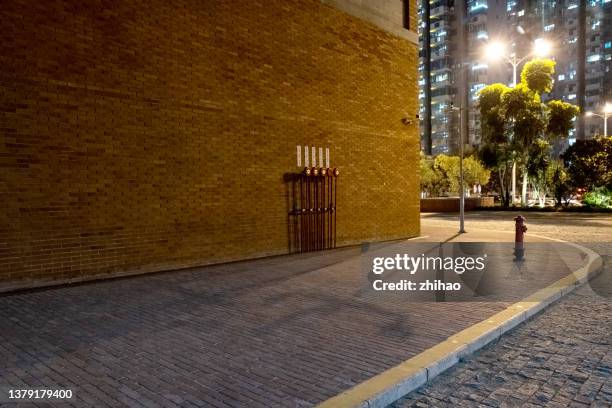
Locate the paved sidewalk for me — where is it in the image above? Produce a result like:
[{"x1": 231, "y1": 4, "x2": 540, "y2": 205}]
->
[
  {"x1": 421, "y1": 212, "x2": 612, "y2": 243},
  {"x1": 0, "y1": 227, "x2": 598, "y2": 407},
  {"x1": 391, "y1": 245, "x2": 612, "y2": 408}
]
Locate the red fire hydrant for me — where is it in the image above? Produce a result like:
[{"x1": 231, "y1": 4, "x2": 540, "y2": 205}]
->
[{"x1": 514, "y1": 215, "x2": 527, "y2": 261}]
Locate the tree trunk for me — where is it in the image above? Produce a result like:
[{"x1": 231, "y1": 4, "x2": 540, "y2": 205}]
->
[
  {"x1": 498, "y1": 168, "x2": 508, "y2": 207},
  {"x1": 521, "y1": 170, "x2": 528, "y2": 207}
]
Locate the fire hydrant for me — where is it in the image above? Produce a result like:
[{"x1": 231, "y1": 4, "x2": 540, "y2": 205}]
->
[{"x1": 514, "y1": 215, "x2": 527, "y2": 261}]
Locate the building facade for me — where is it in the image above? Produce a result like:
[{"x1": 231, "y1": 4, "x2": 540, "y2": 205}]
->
[
  {"x1": 0, "y1": 0, "x2": 420, "y2": 292},
  {"x1": 419, "y1": 0, "x2": 507, "y2": 155},
  {"x1": 507, "y1": 0, "x2": 612, "y2": 141},
  {"x1": 420, "y1": 0, "x2": 611, "y2": 154}
]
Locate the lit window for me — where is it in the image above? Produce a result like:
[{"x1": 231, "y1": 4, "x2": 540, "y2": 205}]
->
[
  {"x1": 518, "y1": 9, "x2": 525, "y2": 16},
  {"x1": 568, "y1": 94, "x2": 576, "y2": 100},
  {"x1": 470, "y1": 2, "x2": 488, "y2": 12},
  {"x1": 477, "y1": 31, "x2": 489, "y2": 40},
  {"x1": 587, "y1": 54, "x2": 601, "y2": 62},
  {"x1": 605, "y1": 42, "x2": 612, "y2": 49},
  {"x1": 544, "y1": 24, "x2": 555, "y2": 32},
  {"x1": 472, "y1": 63, "x2": 489, "y2": 71},
  {"x1": 558, "y1": 74, "x2": 565, "y2": 81}
]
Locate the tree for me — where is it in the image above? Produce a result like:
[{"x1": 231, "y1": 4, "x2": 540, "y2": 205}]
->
[
  {"x1": 478, "y1": 59, "x2": 579, "y2": 207},
  {"x1": 420, "y1": 154, "x2": 449, "y2": 197},
  {"x1": 478, "y1": 84, "x2": 513, "y2": 207},
  {"x1": 463, "y1": 156, "x2": 492, "y2": 191},
  {"x1": 548, "y1": 160, "x2": 575, "y2": 207},
  {"x1": 527, "y1": 139, "x2": 552, "y2": 208},
  {"x1": 433, "y1": 154, "x2": 490, "y2": 195},
  {"x1": 521, "y1": 59, "x2": 555, "y2": 94},
  {"x1": 420, "y1": 154, "x2": 490, "y2": 197},
  {"x1": 562, "y1": 137, "x2": 612, "y2": 190}
]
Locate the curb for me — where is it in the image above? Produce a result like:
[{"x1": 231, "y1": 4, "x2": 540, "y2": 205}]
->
[{"x1": 316, "y1": 238, "x2": 603, "y2": 408}]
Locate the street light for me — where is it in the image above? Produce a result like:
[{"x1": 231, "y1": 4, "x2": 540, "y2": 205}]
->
[
  {"x1": 484, "y1": 38, "x2": 552, "y2": 205},
  {"x1": 585, "y1": 103, "x2": 612, "y2": 137},
  {"x1": 449, "y1": 105, "x2": 466, "y2": 233},
  {"x1": 484, "y1": 38, "x2": 552, "y2": 87}
]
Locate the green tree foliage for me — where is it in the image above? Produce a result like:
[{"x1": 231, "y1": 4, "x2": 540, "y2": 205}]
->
[
  {"x1": 520, "y1": 59, "x2": 555, "y2": 94},
  {"x1": 420, "y1": 154, "x2": 490, "y2": 196},
  {"x1": 561, "y1": 137, "x2": 612, "y2": 190},
  {"x1": 548, "y1": 160, "x2": 575, "y2": 207},
  {"x1": 420, "y1": 154, "x2": 450, "y2": 197},
  {"x1": 478, "y1": 84, "x2": 514, "y2": 206},
  {"x1": 527, "y1": 140, "x2": 553, "y2": 207},
  {"x1": 546, "y1": 100, "x2": 581, "y2": 139},
  {"x1": 582, "y1": 187, "x2": 612, "y2": 209}
]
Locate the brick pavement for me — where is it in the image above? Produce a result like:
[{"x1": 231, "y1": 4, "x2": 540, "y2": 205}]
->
[
  {"x1": 0, "y1": 214, "x2": 607, "y2": 408},
  {"x1": 0, "y1": 237, "x2": 587, "y2": 407},
  {"x1": 390, "y1": 243, "x2": 612, "y2": 408}
]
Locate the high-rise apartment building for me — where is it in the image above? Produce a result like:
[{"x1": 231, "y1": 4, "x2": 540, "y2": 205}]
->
[
  {"x1": 419, "y1": 0, "x2": 457, "y2": 155},
  {"x1": 507, "y1": 0, "x2": 612, "y2": 141},
  {"x1": 420, "y1": 0, "x2": 612, "y2": 154},
  {"x1": 419, "y1": 0, "x2": 508, "y2": 155}
]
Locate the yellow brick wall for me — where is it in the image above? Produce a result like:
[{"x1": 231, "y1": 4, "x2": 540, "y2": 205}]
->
[{"x1": 0, "y1": 0, "x2": 420, "y2": 291}]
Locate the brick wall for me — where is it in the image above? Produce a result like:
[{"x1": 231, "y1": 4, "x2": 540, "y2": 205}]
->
[{"x1": 0, "y1": 0, "x2": 420, "y2": 291}]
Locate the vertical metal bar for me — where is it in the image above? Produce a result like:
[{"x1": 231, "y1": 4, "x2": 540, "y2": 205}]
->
[
  {"x1": 306, "y1": 170, "x2": 312, "y2": 252},
  {"x1": 314, "y1": 171, "x2": 318, "y2": 251},
  {"x1": 314, "y1": 168, "x2": 321, "y2": 250},
  {"x1": 319, "y1": 169, "x2": 325, "y2": 249},
  {"x1": 333, "y1": 168, "x2": 338, "y2": 248},
  {"x1": 321, "y1": 169, "x2": 326, "y2": 250},
  {"x1": 300, "y1": 173, "x2": 304, "y2": 252},
  {"x1": 292, "y1": 173, "x2": 297, "y2": 253},
  {"x1": 328, "y1": 171, "x2": 332, "y2": 249},
  {"x1": 313, "y1": 168, "x2": 319, "y2": 251}
]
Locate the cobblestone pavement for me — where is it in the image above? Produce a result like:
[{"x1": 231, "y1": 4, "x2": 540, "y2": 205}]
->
[{"x1": 392, "y1": 215, "x2": 612, "y2": 408}]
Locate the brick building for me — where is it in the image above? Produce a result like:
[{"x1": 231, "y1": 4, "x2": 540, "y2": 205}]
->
[{"x1": 0, "y1": 0, "x2": 420, "y2": 291}]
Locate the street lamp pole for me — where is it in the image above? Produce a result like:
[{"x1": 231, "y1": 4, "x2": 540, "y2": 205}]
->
[
  {"x1": 586, "y1": 104, "x2": 612, "y2": 137},
  {"x1": 459, "y1": 106, "x2": 465, "y2": 234},
  {"x1": 510, "y1": 57, "x2": 519, "y2": 204},
  {"x1": 505, "y1": 54, "x2": 529, "y2": 205},
  {"x1": 450, "y1": 105, "x2": 466, "y2": 233}
]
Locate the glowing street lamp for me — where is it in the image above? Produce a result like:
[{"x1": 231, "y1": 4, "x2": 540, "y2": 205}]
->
[
  {"x1": 533, "y1": 38, "x2": 552, "y2": 59},
  {"x1": 484, "y1": 38, "x2": 552, "y2": 86},
  {"x1": 586, "y1": 103, "x2": 612, "y2": 137}
]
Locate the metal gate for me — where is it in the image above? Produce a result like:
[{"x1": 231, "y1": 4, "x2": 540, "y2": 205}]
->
[{"x1": 288, "y1": 167, "x2": 339, "y2": 252}]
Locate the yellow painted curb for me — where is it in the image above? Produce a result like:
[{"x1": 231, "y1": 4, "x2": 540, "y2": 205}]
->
[{"x1": 317, "y1": 239, "x2": 603, "y2": 408}]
